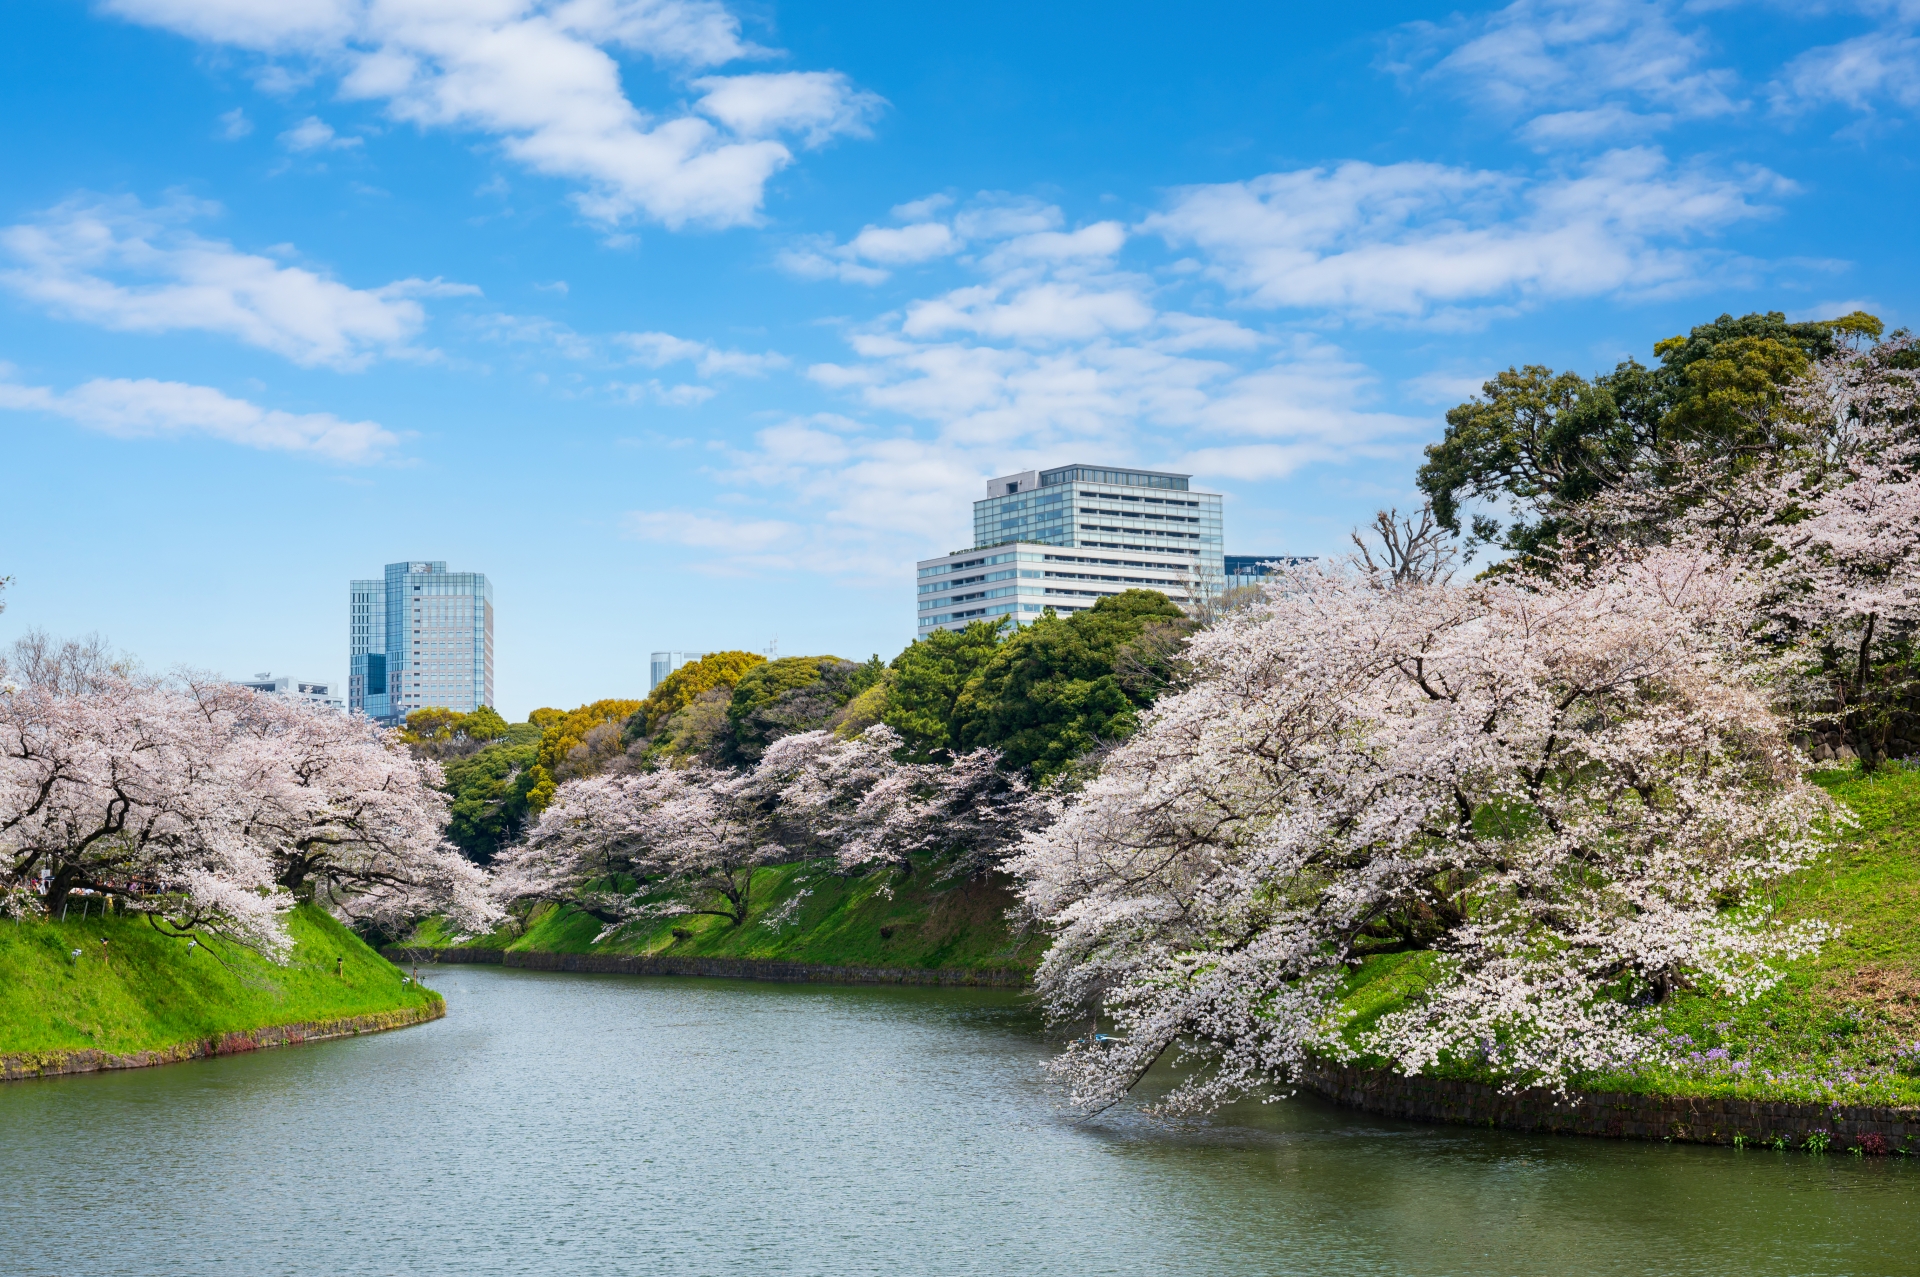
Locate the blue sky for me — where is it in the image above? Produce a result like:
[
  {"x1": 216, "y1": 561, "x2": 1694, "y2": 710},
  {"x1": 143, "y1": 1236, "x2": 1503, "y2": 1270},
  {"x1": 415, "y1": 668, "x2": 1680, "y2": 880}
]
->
[{"x1": 1, "y1": 0, "x2": 1913, "y2": 716}]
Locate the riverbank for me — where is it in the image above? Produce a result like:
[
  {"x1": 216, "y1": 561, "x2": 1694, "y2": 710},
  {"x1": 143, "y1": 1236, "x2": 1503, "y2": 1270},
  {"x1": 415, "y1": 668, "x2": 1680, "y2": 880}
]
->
[
  {"x1": 404, "y1": 859, "x2": 1044, "y2": 977},
  {"x1": 0, "y1": 903, "x2": 442, "y2": 1080}
]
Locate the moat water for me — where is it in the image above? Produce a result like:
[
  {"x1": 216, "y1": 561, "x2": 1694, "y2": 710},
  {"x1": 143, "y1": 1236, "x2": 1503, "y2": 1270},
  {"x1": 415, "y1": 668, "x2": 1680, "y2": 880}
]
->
[{"x1": 2, "y1": 965, "x2": 1914, "y2": 1276}]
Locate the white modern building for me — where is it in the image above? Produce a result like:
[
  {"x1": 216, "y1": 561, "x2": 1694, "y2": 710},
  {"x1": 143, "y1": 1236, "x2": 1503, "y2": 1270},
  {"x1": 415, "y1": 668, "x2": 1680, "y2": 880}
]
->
[
  {"x1": 349, "y1": 561, "x2": 495, "y2": 724},
  {"x1": 237, "y1": 673, "x2": 345, "y2": 710},
  {"x1": 916, "y1": 463, "x2": 1225, "y2": 635},
  {"x1": 650, "y1": 650, "x2": 706, "y2": 691}
]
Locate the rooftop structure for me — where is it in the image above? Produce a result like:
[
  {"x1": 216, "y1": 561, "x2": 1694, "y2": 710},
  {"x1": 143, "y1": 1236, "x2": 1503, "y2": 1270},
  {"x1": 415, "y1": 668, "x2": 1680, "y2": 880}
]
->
[{"x1": 236, "y1": 672, "x2": 344, "y2": 710}]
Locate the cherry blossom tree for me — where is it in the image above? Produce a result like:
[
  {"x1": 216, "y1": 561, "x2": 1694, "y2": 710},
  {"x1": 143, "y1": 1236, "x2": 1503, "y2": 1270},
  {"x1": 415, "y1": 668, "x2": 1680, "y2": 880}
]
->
[
  {"x1": 1010, "y1": 551, "x2": 1830, "y2": 1114},
  {"x1": 499, "y1": 759, "x2": 797, "y2": 929},
  {"x1": 211, "y1": 683, "x2": 498, "y2": 938},
  {"x1": 500, "y1": 724, "x2": 1046, "y2": 930},
  {"x1": 0, "y1": 675, "x2": 292, "y2": 957},
  {"x1": 1767, "y1": 335, "x2": 1920, "y2": 768}
]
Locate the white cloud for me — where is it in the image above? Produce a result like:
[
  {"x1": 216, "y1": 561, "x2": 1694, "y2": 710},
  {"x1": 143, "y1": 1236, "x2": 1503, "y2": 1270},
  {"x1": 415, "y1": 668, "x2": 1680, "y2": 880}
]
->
[
  {"x1": 279, "y1": 115, "x2": 361, "y2": 151},
  {"x1": 901, "y1": 281, "x2": 1155, "y2": 342},
  {"x1": 216, "y1": 107, "x2": 253, "y2": 139},
  {"x1": 623, "y1": 509, "x2": 797, "y2": 553},
  {"x1": 693, "y1": 71, "x2": 885, "y2": 146},
  {"x1": 0, "y1": 195, "x2": 472, "y2": 368},
  {"x1": 1773, "y1": 28, "x2": 1920, "y2": 114},
  {"x1": 847, "y1": 222, "x2": 959, "y2": 265},
  {"x1": 778, "y1": 221, "x2": 956, "y2": 284},
  {"x1": 0, "y1": 374, "x2": 398, "y2": 462},
  {"x1": 1391, "y1": 0, "x2": 1741, "y2": 145},
  {"x1": 743, "y1": 214, "x2": 1429, "y2": 578},
  {"x1": 1142, "y1": 149, "x2": 1784, "y2": 319},
  {"x1": 608, "y1": 378, "x2": 715, "y2": 406},
  {"x1": 105, "y1": 0, "x2": 879, "y2": 229},
  {"x1": 616, "y1": 329, "x2": 788, "y2": 376},
  {"x1": 1516, "y1": 103, "x2": 1669, "y2": 147}
]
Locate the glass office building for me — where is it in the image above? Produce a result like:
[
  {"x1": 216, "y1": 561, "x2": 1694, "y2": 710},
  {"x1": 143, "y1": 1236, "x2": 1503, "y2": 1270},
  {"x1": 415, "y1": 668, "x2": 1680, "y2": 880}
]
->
[
  {"x1": 917, "y1": 464, "x2": 1224, "y2": 635},
  {"x1": 349, "y1": 561, "x2": 494, "y2": 724}
]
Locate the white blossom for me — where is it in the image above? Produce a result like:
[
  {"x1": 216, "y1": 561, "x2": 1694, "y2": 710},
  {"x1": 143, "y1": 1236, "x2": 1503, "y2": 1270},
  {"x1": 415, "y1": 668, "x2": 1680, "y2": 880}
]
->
[{"x1": 1010, "y1": 549, "x2": 1830, "y2": 1113}]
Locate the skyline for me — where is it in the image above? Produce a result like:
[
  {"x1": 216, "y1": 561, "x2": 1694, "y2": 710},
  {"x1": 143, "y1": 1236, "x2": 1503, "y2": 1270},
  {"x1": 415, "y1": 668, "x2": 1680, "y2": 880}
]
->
[{"x1": 3, "y1": 0, "x2": 1915, "y2": 715}]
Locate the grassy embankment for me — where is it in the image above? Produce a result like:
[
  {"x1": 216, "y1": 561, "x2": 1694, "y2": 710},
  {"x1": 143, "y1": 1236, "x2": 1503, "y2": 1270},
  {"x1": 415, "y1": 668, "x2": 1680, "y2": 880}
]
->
[
  {"x1": 0, "y1": 903, "x2": 440, "y2": 1060},
  {"x1": 409, "y1": 859, "x2": 1044, "y2": 974},
  {"x1": 1340, "y1": 764, "x2": 1920, "y2": 1106}
]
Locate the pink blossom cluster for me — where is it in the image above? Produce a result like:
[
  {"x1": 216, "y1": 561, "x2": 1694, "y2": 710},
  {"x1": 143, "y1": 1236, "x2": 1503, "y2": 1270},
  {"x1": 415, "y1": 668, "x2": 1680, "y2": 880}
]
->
[
  {"x1": 1009, "y1": 547, "x2": 1832, "y2": 1113},
  {"x1": 494, "y1": 725, "x2": 1042, "y2": 932},
  {"x1": 0, "y1": 670, "x2": 496, "y2": 958}
]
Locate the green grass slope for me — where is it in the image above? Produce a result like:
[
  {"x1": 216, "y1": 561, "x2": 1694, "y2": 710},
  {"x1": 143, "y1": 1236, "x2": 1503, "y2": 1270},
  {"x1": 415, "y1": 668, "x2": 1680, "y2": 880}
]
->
[
  {"x1": 1337, "y1": 763, "x2": 1920, "y2": 1106},
  {"x1": 0, "y1": 903, "x2": 440, "y2": 1058},
  {"x1": 411, "y1": 860, "x2": 1044, "y2": 973}
]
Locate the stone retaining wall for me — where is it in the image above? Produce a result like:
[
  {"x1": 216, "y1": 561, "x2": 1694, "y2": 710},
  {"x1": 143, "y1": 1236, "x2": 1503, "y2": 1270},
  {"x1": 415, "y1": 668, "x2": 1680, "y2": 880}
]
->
[
  {"x1": 0, "y1": 1001, "x2": 445, "y2": 1082},
  {"x1": 1299, "y1": 1061, "x2": 1920, "y2": 1151},
  {"x1": 382, "y1": 945, "x2": 1032, "y2": 988}
]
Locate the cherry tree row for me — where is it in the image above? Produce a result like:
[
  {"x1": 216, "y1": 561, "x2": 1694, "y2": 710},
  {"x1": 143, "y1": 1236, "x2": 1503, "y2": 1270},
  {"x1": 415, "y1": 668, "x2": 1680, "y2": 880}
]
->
[
  {"x1": 0, "y1": 656, "x2": 497, "y2": 959},
  {"x1": 492, "y1": 726, "x2": 1038, "y2": 933}
]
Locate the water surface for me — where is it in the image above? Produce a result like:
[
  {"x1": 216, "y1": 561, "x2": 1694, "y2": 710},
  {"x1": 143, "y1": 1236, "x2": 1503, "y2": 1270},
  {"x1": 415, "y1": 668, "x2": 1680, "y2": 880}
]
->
[{"x1": 2, "y1": 965, "x2": 1912, "y2": 1276}]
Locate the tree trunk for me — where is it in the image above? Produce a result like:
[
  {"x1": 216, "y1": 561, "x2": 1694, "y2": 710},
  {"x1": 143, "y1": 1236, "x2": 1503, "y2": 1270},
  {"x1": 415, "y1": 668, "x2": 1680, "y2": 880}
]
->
[{"x1": 45, "y1": 865, "x2": 78, "y2": 919}]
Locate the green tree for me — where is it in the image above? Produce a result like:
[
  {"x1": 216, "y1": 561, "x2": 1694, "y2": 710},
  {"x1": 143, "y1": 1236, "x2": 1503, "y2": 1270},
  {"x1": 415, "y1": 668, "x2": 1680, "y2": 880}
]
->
[
  {"x1": 952, "y1": 590, "x2": 1184, "y2": 781},
  {"x1": 723, "y1": 655, "x2": 861, "y2": 763},
  {"x1": 1418, "y1": 310, "x2": 1880, "y2": 560},
  {"x1": 440, "y1": 726, "x2": 543, "y2": 864},
  {"x1": 880, "y1": 619, "x2": 1007, "y2": 761},
  {"x1": 631, "y1": 650, "x2": 766, "y2": 738}
]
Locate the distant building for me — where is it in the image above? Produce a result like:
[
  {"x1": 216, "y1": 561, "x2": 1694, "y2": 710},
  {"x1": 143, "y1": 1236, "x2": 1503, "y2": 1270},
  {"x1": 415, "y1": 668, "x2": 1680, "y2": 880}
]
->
[
  {"x1": 237, "y1": 672, "x2": 344, "y2": 710},
  {"x1": 349, "y1": 561, "x2": 494, "y2": 724},
  {"x1": 916, "y1": 463, "x2": 1224, "y2": 636},
  {"x1": 1225, "y1": 554, "x2": 1316, "y2": 586},
  {"x1": 650, "y1": 651, "x2": 706, "y2": 691}
]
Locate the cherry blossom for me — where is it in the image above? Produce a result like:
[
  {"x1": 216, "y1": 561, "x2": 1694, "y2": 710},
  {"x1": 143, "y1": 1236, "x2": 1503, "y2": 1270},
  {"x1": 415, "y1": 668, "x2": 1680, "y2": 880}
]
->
[{"x1": 1009, "y1": 550, "x2": 1830, "y2": 1113}]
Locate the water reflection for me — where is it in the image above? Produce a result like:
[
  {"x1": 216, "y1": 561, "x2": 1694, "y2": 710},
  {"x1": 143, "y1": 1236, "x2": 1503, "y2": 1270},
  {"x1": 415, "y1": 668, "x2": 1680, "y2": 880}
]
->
[{"x1": 1, "y1": 965, "x2": 1912, "y2": 1276}]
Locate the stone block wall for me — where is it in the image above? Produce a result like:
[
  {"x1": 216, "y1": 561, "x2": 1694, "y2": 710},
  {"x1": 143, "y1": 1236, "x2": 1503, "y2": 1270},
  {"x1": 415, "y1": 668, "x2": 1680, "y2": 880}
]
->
[
  {"x1": 1300, "y1": 1061, "x2": 1920, "y2": 1151},
  {"x1": 382, "y1": 945, "x2": 1033, "y2": 988}
]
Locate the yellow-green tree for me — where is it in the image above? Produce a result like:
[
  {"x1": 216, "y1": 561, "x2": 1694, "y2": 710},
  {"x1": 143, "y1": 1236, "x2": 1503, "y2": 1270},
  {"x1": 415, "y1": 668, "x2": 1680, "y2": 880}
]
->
[{"x1": 638, "y1": 650, "x2": 765, "y2": 735}]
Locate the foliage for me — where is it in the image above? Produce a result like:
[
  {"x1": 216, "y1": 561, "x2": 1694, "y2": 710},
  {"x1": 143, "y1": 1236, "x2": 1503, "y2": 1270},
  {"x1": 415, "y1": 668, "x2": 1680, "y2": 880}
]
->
[
  {"x1": 631, "y1": 650, "x2": 766, "y2": 738},
  {"x1": 1011, "y1": 551, "x2": 1829, "y2": 1114},
  {"x1": 881, "y1": 620, "x2": 1007, "y2": 761},
  {"x1": 522, "y1": 698, "x2": 645, "y2": 811},
  {"x1": 536, "y1": 698, "x2": 645, "y2": 774},
  {"x1": 723, "y1": 655, "x2": 863, "y2": 764},
  {"x1": 400, "y1": 704, "x2": 510, "y2": 759},
  {"x1": 953, "y1": 590, "x2": 1185, "y2": 781},
  {"x1": 1418, "y1": 310, "x2": 1880, "y2": 560},
  {"x1": 439, "y1": 727, "x2": 543, "y2": 865}
]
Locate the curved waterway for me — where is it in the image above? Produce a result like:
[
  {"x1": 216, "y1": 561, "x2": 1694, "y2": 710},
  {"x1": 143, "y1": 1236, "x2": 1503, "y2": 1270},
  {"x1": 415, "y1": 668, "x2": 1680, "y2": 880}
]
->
[{"x1": 3, "y1": 965, "x2": 1914, "y2": 1276}]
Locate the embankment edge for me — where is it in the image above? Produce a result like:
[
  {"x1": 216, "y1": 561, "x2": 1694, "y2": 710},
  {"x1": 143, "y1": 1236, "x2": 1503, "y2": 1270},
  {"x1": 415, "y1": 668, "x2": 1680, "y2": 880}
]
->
[
  {"x1": 383, "y1": 945, "x2": 1031, "y2": 988},
  {"x1": 1, "y1": 1002, "x2": 445, "y2": 1082}
]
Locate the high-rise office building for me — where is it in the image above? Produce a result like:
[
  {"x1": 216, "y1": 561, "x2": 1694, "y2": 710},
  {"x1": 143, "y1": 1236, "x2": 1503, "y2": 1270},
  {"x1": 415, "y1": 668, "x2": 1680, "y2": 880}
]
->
[
  {"x1": 650, "y1": 651, "x2": 706, "y2": 691},
  {"x1": 915, "y1": 463, "x2": 1224, "y2": 636},
  {"x1": 349, "y1": 561, "x2": 494, "y2": 724}
]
